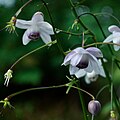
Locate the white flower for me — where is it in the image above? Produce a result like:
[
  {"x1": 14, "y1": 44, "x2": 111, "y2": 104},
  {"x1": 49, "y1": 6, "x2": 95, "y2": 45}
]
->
[
  {"x1": 103, "y1": 25, "x2": 120, "y2": 51},
  {"x1": 85, "y1": 70, "x2": 98, "y2": 84},
  {"x1": 15, "y1": 12, "x2": 54, "y2": 45},
  {"x1": 62, "y1": 47, "x2": 105, "y2": 79},
  {"x1": 4, "y1": 69, "x2": 13, "y2": 87}
]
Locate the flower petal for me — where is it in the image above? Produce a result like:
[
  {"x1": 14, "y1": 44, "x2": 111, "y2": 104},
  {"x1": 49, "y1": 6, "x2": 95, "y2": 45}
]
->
[
  {"x1": 73, "y1": 47, "x2": 86, "y2": 54},
  {"x1": 99, "y1": 65, "x2": 106, "y2": 77},
  {"x1": 70, "y1": 54, "x2": 82, "y2": 66},
  {"x1": 103, "y1": 34, "x2": 114, "y2": 43},
  {"x1": 62, "y1": 51, "x2": 77, "y2": 66},
  {"x1": 22, "y1": 29, "x2": 31, "y2": 45},
  {"x1": 108, "y1": 25, "x2": 120, "y2": 33},
  {"x1": 32, "y1": 12, "x2": 44, "y2": 23},
  {"x1": 113, "y1": 36, "x2": 120, "y2": 51},
  {"x1": 69, "y1": 65, "x2": 79, "y2": 75},
  {"x1": 86, "y1": 47, "x2": 103, "y2": 58},
  {"x1": 16, "y1": 19, "x2": 32, "y2": 29},
  {"x1": 40, "y1": 32, "x2": 52, "y2": 45},
  {"x1": 38, "y1": 22, "x2": 54, "y2": 35},
  {"x1": 75, "y1": 69, "x2": 86, "y2": 78},
  {"x1": 84, "y1": 54, "x2": 100, "y2": 73}
]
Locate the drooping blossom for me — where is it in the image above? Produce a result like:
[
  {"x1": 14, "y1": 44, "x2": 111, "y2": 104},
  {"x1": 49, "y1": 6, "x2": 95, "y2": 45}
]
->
[
  {"x1": 62, "y1": 47, "x2": 105, "y2": 79},
  {"x1": 15, "y1": 12, "x2": 54, "y2": 45},
  {"x1": 103, "y1": 25, "x2": 120, "y2": 51}
]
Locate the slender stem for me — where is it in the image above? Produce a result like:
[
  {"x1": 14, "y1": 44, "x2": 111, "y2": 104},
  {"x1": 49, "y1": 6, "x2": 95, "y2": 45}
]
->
[
  {"x1": 68, "y1": 0, "x2": 96, "y2": 43},
  {"x1": 7, "y1": 84, "x2": 66, "y2": 100},
  {"x1": 71, "y1": 86, "x2": 95, "y2": 100},
  {"x1": 101, "y1": 59, "x2": 120, "y2": 115},
  {"x1": 75, "y1": 83, "x2": 89, "y2": 120},
  {"x1": 78, "y1": 12, "x2": 120, "y2": 69},
  {"x1": 78, "y1": 12, "x2": 106, "y2": 38},
  {"x1": 91, "y1": 115, "x2": 94, "y2": 120},
  {"x1": 84, "y1": 42, "x2": 120, "y2": 48},
  {"x1": 57, "y1": 28, "x2": 89, "y2": 36},
  {"x1": 94, "y1": 13, "x2": 120, "y2": 25},
  {"x1": 15, "y1": 0, "x2": 32, "y2": 17},
  {"x1": 96, "y1": 84, "x2": 109, "y2": 99},
  {"x1": 10, "y1": 40, "x2": 57, "y2": 69},
  {"x1": 111, "y1": 83, "x2": 113, "y2": 110},
  {"x1": 5, "y1": 83, "x2": 95, "y2": 101},
  {"x1": 41, "y1": 0, "x2": 65, "y2": 55}
]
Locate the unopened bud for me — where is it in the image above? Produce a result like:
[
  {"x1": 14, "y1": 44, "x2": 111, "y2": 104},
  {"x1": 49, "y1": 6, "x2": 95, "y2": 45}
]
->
[{"x1": 88, "y1": 100, "x2": 101, "y2": 115}]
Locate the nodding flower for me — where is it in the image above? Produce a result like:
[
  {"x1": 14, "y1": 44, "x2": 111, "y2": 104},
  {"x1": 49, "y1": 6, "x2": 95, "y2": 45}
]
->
[
  {"x1": 15, "y1": 12, "x2": 54, "y2": 45},
  {"x1": 62, "y1": 47, "x2": 105, "y2": 79},
  {"x1": 103, "y1": 25, "x2": 120, "y2": 51}
]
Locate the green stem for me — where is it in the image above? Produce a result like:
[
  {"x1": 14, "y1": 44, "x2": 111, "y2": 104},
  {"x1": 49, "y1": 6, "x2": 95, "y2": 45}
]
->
[
  {"x1": 15, "y1": 0, "x2": 32, "y2": 17},
  {"x1": 7, "y1": 84, "x2": 66, "y2": 100},
  {"x1": 68, "y1": 0, "x2": 96, "y2": 43},
  {"x1": 76, "y1": 83, "x2": 88, "y2": 120},
  {"x1": 101, "y1": 59, "x2": 120, "y2": 115},
  {"x1": 94, "y1": 13, "x2": 120, "y2": 25},
  {"x1": 78, "y1": 12, "x2": 120, "y2": 69},
  {"x1": 10, "y1": 40, "x2": 57, "y2": 69},
  {"x1": 70, "y1": 86, "x2": 95, "y2": 100},
  {"x1": 41, "y1": 0, "x2": 65, "y2": 55},
  {"x1": 96, "y1": 84, "x2": 109, "y2": 99},
  {"x1": 111, "y1": 83, "x2": 113, "y2": 110}
]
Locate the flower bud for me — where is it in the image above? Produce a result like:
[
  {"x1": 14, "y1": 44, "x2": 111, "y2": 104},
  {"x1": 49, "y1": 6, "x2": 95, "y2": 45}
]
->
[{"x1": 88, "y1": 100, "x2": 101, "y2": 115}]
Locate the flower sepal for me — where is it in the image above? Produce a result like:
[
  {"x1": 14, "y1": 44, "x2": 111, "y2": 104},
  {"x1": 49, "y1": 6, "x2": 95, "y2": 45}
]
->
[
  {"x1": 5, "y1": 16, "x2": 16, "y2": 33},
  {"x1": 0, "y1": 98, "x2": 14, "y2": 109},
  {"x1": 65, "y1": 76, "x2": 77, "y2": 94}
]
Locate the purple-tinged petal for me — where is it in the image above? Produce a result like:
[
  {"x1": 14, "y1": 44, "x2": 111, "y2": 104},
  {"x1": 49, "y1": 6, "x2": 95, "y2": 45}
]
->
[
  {"x1": 22, "y1": 29, "x2": 31, "y2": 45},
  {"x1": 76, "y1": 54, "x2": 89, "y2": 68},
  {"x1": 73, "y1": 47, "x2": 86, "y2": 54},
  {"x1": 40, "y1": 32, "x2": 52, "y2": 46},
  {"x1": 108, "y1": 25, "x2": 120, "y2": 33},
  {"x1": 38, "y1": 22, "x2": 54, "y2": 35},
  {"x1": 16, "y1": 19, "x2": 32, "y2": 29},
  {"x1": 69, "y1": 65, "x2": 79, "y2": 75},
  {"x1": 70, "y1": 54, "x2": 82, "y2": 66},
  {"x1": 32, "y1": 12, "x2": 44, "y2": 23},
  {"x1": 75, "y1": 69, "x2": 86, "y2": 78},
  {"x1": 86, "y1": 47, "x2": 103, "y2": 58},
  {"x1": 84, "y1": 54, "x2": 100, "y2": 73},
  {"x1": 62, "y1": 51, "x2": 77, "y2": 66}
]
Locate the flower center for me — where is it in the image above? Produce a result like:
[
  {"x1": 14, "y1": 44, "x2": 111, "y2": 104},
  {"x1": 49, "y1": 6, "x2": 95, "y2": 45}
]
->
[
  {"x1": 76, "y1": 55, "x2": 89, "y2": 69},
  {"x1": 28, "y1": 32, "x2": 40, "y2": 40}
]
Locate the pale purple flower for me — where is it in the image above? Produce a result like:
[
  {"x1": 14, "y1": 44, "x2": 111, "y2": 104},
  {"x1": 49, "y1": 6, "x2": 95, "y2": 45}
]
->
[
  {"x1": 62, "y1": 47, "x2": 105, "y2": 79},
  {"x1": 15, "y1": 12, "x2": 54, "y2": 45},
  {"x1": 103, "y1": 25, "x2": 120, "y2": 51}
]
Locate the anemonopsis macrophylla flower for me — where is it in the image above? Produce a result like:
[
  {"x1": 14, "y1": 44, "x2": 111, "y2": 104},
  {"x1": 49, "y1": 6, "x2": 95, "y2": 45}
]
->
[
  {"x1": 4, "y1": 69, "x2": 13, "y2": 87},
  {"x1": 62, "y1": 47, "x2": 105, "y2": 79},
  {"x1": 88, "y1": 100, "x2": 101, "y2": 115},
  {"x1": 15, "y1": 12, "x2": 54, "y2": 45},
  {"x1": 103, "y1": 25, "x2": 120, "y2": 51}
]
